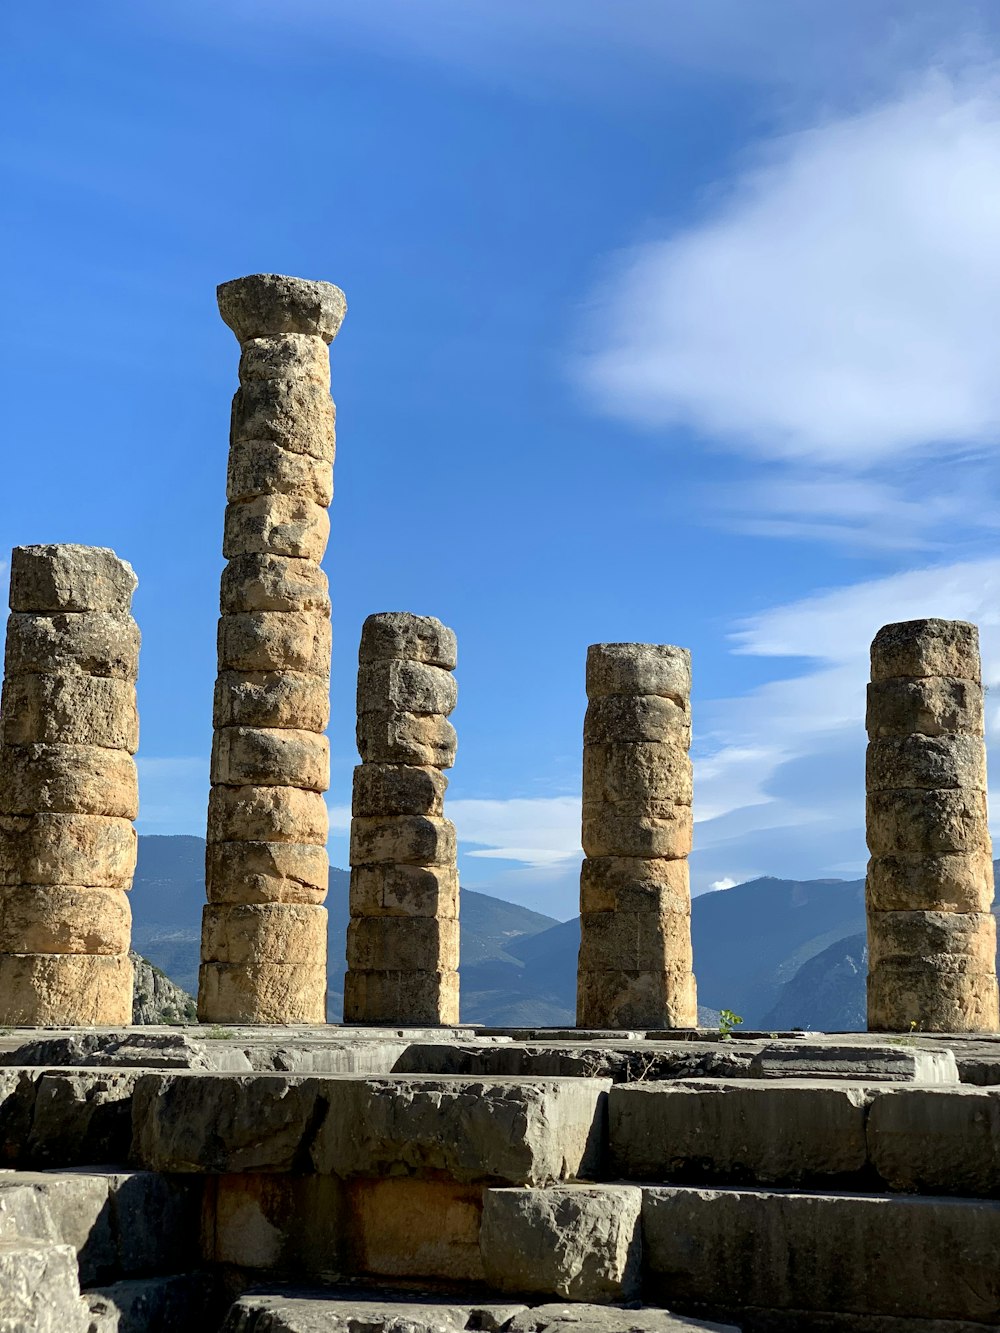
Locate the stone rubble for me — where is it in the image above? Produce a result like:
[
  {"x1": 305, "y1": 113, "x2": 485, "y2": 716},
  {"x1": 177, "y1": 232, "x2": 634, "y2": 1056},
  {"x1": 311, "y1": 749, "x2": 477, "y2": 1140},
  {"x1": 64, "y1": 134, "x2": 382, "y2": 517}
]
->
[
  {"x1": 0, "y1": 545, "x2": 139, "y2": 1024},
  {"x1": 865, "y1": 619, "x2": 1000, "y2": 1031},
  {"x1": 200, "y1": 273, "x2": 346, "y2": 1024},
  {"x1": 578, "y1": 643, "x2": 698, "y2": 1028},
  {"x1": 345, "y1": 611, "x2": 460, "y2": 1024}
]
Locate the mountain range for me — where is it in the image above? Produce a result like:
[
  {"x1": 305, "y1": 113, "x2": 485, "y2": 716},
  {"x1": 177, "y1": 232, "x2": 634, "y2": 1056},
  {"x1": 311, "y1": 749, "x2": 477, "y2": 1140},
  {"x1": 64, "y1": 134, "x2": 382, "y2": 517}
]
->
[{"x1": 130, "y1": 836, "x2": 1000, "y2": 1029}]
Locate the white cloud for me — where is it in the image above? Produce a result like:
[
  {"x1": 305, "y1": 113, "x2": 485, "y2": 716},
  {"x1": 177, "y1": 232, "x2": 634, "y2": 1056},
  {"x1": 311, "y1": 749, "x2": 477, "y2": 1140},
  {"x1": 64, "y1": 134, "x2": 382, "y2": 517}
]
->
[
  {"x1": 450, "y1": 796, "x2": 581, "y2": 868},
  {"x1": 708, "y1": 877, "x2": 739, "y2": 892}
]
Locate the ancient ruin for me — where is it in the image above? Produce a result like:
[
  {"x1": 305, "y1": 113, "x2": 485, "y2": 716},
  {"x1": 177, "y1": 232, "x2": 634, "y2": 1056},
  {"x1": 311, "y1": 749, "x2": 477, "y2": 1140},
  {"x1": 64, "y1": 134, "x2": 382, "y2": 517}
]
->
[
  {"x1": 866, "y1": 617, "x2": 1000, "y2": 1032},
  {"x1": 578, "y1": 643, "x2": 698, "y2": 1027},
  {"x1": 345, "y1": 612, "x2": 460, "y2": 1024},
  {"x1": 0, "y1": 544, "x2": 138, "y2": 1025},
  {"x1": 199, "y1": 273, "x2": 346, "y2": 1024}
]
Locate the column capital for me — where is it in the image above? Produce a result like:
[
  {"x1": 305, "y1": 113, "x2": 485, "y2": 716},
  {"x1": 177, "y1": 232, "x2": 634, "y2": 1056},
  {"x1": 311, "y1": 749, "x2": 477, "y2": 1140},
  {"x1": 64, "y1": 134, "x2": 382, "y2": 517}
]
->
[{"x1": 217, "y1": 273, "x2": 347, "y2": 344}]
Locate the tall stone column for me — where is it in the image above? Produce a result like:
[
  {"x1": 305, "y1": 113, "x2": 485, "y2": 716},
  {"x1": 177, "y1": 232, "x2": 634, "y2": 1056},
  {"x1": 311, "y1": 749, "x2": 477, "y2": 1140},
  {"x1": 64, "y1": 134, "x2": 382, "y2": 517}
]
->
[
  {"x1": 0, "y1": 545, "x2": 138, "y2": 1025},
  {"x1": 344, "y1": 612, "x2": 459, "y2": 1025},
  {"x1": 577, "y1": 643, "x2": 698, "y2": 1029},
  {"x1": 866, "y1": 618, "x2": 999, "y2": 1032},
  {"x1": 199, "y1": 273, "x2": 346, "y2": 1025}
]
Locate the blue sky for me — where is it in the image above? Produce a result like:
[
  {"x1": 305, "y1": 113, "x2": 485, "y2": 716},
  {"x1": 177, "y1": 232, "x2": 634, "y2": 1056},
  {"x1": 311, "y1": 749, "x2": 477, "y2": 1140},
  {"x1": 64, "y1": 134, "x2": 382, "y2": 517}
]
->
[{"x1": 4, "y1": 2, "x2": 1000, "y2": 919}]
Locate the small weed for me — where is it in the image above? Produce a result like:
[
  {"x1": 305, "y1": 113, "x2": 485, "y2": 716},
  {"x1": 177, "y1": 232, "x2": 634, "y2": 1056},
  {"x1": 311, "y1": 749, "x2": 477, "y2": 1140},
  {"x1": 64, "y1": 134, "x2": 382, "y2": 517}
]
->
[
  {"x1": 203, "y1": 1025, "x2": 235, "y2": 1040},
  {"x1": 718, "y1": 1008, "x2": 743, "y2": 1040}
]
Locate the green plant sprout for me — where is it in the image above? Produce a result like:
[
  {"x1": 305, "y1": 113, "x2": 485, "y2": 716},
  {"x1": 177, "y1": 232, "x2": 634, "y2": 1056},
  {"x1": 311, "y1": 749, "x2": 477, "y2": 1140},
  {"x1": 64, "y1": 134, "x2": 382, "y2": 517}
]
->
[{"x1": 718, "y1": 1008, "x2": 743, "y2": 1039}]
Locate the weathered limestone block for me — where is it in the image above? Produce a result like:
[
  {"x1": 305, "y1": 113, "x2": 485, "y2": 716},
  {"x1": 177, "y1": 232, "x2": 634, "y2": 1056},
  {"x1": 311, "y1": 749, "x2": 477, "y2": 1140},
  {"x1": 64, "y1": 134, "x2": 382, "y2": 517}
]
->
[
  {"x1": 207, "y1": 785, "x2": 328, "y2": 844},
  {"x1": 580, "y1": 804, "x2": 694, "y2": 860},
  {"x1": 580, "y1": 856, "x2": 691, "y2": 915},
  {"x1": 865, "y1": 618, "x2": 998, "y2": 1033},
  {"x1": 358, "y1": 611, "x2": 458, "y2": 669},
  {"x1": 342, "y1": 968, "x2": 459, "y2": 1025},
  {"x1": 578, "y1": 909, "x2": 693, "y2": 973},
  {"x1": 346, "y1": 916, "x2": 459, "y2": 972},
  {"x1": 202, "y1": 902, "x2": 327, "y2": 964},
  {"x1": 583, "y1": 742, "x2": 694, "y2": 811},
  {"x1": 231, "y1": 378, "x2": 336, "y2": 461},
  {"x1": 9, "y1": 544, "x2": 137, "y2": 615},
  {"x1": 217, "y1": 611, "x2": 331, "y2": 675},
  {"x1": 866, "y1": 1084, "x2": 1000, "y2": 1196},
  {"x1": 347, "y1": 1177, "x2": 485, "y2": 1282},
  {"x1": 239, "y1": 332, "x2": 332, "y2": 387},
  {"x1": 585, "y1": 642, "x2": 691, "y2": 702},
  {"x1": 213, "y1": 669, "x2": 330, "y2": 732},
  {"x1": 205, "y1": 1173, "x2": 346, "y2": 1272},
  {"x1": 577, "y1": 966, "x2": 697, "y2": 1031},
  {"x1": 0, "y1": 743, "x2": 138, "y2": 819},
  {"x1": 480, "y1": 1185, "x2": 642, "y2": 1302},
  {"x1": 228, "y1": 436, "x2": 334, "y2": 508},
  {"x1": 0, "y1": 1238, "x2": 89, "y2": 1333},
  {"x1": 5, "y1": 611, "x2": 140, "y2": 679},
  {"x1": 198, "y1": 960, "x2": 326, "y2": 1024},
  {"x1": 205, "y1": 840, "x2": 328, "y2": 904},
  {"x1": 0, "y1": 885, "x2": 130, "y2": 954},
  {"x1": 217, "y1": 272, "x2": 347, "y2": 344},
  {"x1": 356, "y1": 709, "x2": 458, "y2": 768},
  {"x1": 352, "y1": 763, "x2": 447, "y2": 817},
  {"x1": 0, "y1": 812, "x2": 137, "y2": 887},
  {"x1": 350, "y1": 814, "x2": 456, "y2": 868},
  {"x1": 349, "y1": 864, "x2": 458, "y2": 918},
  {"x1": 0, "y1": 952, "x2": 133, "y2": 1024},
  {"x1": 357, "y1": 660, "x2": 458, "y2": 716},
  {"x1": 609, "y1": 1080, "x2": 870, "y2": 1186},
  {"x1": 220, "y1": 553, "x2": 331, "y2": 615},
  {"x1": 223, "y1": 494, "x2": 330, "y2": 562},
  {"x1": 584, "y1": 693, "x2": 691, "y2": 746},
  {"x1": 211, "y1": 726, "x2": 330, "y2": 791},
  {"x1": 1, "y1": 673, "x2": 138, "y2": 751}
]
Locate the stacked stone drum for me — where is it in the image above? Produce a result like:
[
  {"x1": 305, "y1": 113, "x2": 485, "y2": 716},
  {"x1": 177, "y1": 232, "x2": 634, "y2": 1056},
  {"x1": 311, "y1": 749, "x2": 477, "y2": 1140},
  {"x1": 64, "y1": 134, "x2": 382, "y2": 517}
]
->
[
  {"x1": 578, "y1": 643, "x2": 698, "y2": 1028},
  {"x1": 0, "y1": 545, "x2": 138, "y2": 1024},
  {"x1": 866, "y1": 618, "x2": 999, "y2": 1032},
  {"x1": 199, "y1": 273, "x2": 346, "y2": 1024},
  {"x1": 345, "y1": 612, "x2": 459, "y2": 1024}
]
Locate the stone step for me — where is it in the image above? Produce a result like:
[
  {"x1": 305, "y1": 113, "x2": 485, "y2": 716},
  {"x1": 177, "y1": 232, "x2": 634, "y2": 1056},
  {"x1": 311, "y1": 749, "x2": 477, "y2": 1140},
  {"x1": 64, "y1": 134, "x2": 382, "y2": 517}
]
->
[
  {"x1": 0, "y1": 1236, "x2": 89, "y2": 1332},
  {"x1": 642, "y1": 1183, "x2": 1000, "y2": 1324},
  {"x1": 85, "y1": 1273, "x2": 224, "y2": 1333},
  {"x1": 219, "y1": 1290, "x2": 737, "y2": 1333},
  {"x1": 610, "y1": 1079, "x2": 1000, "y2": 1194}
]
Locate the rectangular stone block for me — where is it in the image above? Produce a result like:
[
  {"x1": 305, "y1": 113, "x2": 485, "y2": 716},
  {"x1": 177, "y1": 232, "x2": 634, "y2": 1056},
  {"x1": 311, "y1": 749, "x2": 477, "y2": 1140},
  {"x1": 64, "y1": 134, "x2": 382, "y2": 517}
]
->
[
  {"x1": 349, "y1": 864, "x2": 458, "y2": 919},
  {"x1": 0, "y1": 1171, "x2": 115, "y2": 1281},
  {"x1": 746, "y1": 1043, "x2": 959, "y2": 1084},
  {"x1": 358, "y1": 660, "x2": 457, "y2": 717},
  {"x1": 866, "y1": 677, "x2": 984, "y2": 739},
  {"x1": 352, "y1": 763, "x2": 447, "y2": 817},
  {"x1": 868, "y1": 910, "x2": 997, "y2": 971},
  {"x1": 350, "y1": 815, "x2": 456, "y2": 868},
  {"x1": 227, "y1": 436, "x2": 333, "y2": 508},
  {"x1": 586, "y1": 643, "x2": 690, "y2": 702},
  {"x1": 867, "y1": 1085, "x2": 1000, "y2": 1196},
  {"x1": 207, "y1": 784, "x2": 328, "y2": 845},
  {"x1": 346, "y1": 1177, "x2": 484, "y2": 1282},
  {"x1": 359, "y1": 613, "x2": 457, "y2": 669},
  {"x1": 10, "y1": 545, "x2": 136, "y2": 615},
  {"x1": 871, "y1": 619, "x2": 980, "y2": 684},
  {"x1": 206, "y1": 840, "x2": 328, "y2": 904},
  {"x1": 211, "y1": 725, "x2": 330, "y2": 791},
  {"x1": 213, "y1": 669, "x2": 330, "y2": 732},
  {"x1": 577, "y1": 966, "x2": 697, "y2": 1030},
  {"x1": 0, "y1": 743, "x2": 138, "y2": 819},
  {"x1": 201, "y1": 902, "x2": 327, "y2": 964},
  {"x1": 866, "y1": 734, "x2": 986, "y2": 793},
  {"x1": 4, "y1": 611, "x2": 140, "y2": 681},
  {"x1": 231, "y1": 378, "x2": 335, "y2": 460},
  {"x1": 356, "y1": 710, "x2": 457, "y2": 768},
  {"x1": 865, "y1": 788, "x2": 989, "y2": 855},
  {"x1": 0, "y1": 885, "x2": 130, "y2": 954},
  {"x1": 584, "y1": 693, "x2": 690, "y2": 746},
  {"x1": 481, "y1": 1184, "x2": 642, "y2": 1302},
  {"x1": 0, "y1": 812, "x2": 136, "y2": 888},
  {"x1": 642, "y1": 1183, "x2": 1000, "y2": 1322},
  {"x1": 238, "y1": 333, "x2": 331, "y2": 388},
  {"x1": 580, "y1": 856, "x2": 691, "y2": 915},
  {"x1": 220, "y1": 553, "x2": 330, "y2": 615},
  {"x1": 581, "y1": 804, "x2": 693, "y2": 859},
  {"x1": 579, "y1": 909, "x2": 693, "y2": 973},
  {"x1": 343, "y1": 968, "x2": 459, "y2": 1025},
  {"x1": 866, "y1": 851, "x2": 995, "y2": 913},
  {"x1": 309, "y1": 1075, "x2": 610, "y2": 1184},
  {"x1": 0, "y1": 1237, "x2": 88, "y2": 1332},
  {"x1": 0, "y1": 952, "x2": 133, "y2": 1025},
  {"x1": 346, "y1": 915, "x2": 459, "y2": 972},
  {"x1": 223, "y1": 494, "x2": 330, "y2": 563},
  {"x1": 205, "y1": 1172, "x2": 346, "y2": 1271},
  {"x1": 583, "y1": 742, "x2": 693, "y2": 812},
  {"x1": 196, "y1": 960, "x2": 326, "y2": 1023},
  {"x1": 25, "y1": 1070, "x2": 142, "y2": 1168},
  {"x1": 217, "y1": 609, "x2": 331, "y2": 676},
  {"x1": 610, "y1": 1080, "x2": 870, "y2": 1185},
  {"x1": 1, "y1": 673, "x2": 138, "y2": 751},
  {"x1": 867, "y1": 965, "x2": 999, "y2": 1033}
]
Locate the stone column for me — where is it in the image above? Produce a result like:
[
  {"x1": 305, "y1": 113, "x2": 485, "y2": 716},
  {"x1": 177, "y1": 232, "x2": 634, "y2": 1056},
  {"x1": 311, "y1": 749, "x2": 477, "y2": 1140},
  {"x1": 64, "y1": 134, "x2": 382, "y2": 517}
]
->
[
  {"x1": 199, "y1": 273, "x2": 346, "y2": 1025},
  {"x1": 344, "y1": 612, "x2": 459, "y2": 1025},
  {"x1": 577, "y1": 643, "x2": 698, "y2": 1029},
  {"x1": 0, "y1": 545, "x2": 138, "y2": 1025},
  {"x1": 866, "y1": 618, "x2": 999, "y2": 1032}
]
